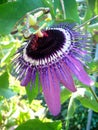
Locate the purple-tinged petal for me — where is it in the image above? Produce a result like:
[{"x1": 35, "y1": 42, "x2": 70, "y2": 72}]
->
[
  {"x1": 31, "y1": 67, "x2": 36, "y2": 85},
  {"x1": 54, "y1": 61, "x2": 76, "y2": 92},
  {"x1": 65, "y1": 55, "x2": 94, "y2": 86},
  {"x1": 60, "y1": 61, "x2": 77, "y2": 91},
  {"x1": 21, "y1": 67, "x2": 32, "y2": 86},
  {"x1": 39, "y1": 66, "x2": 61, "y2": 116}
]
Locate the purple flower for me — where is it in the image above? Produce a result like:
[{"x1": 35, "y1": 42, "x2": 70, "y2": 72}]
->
[{"x1": 12, "y1": 23, "x2": 94, "y2": 116}]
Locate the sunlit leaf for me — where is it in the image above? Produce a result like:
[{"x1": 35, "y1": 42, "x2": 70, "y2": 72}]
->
[
  {"x1": 95, "y1": 82, "x2": 98, "y2": 88},
  {"x1": 94, "y1": 0, "x2": 98, "y2": 14},
  {"x1": 87, "y1": 61, "x2": 98, "y2": 74},
  {"x1": 60, "y1": 87, "x2": 71, "y2": 104},
  {"x1": 0, "y1": 72, "x2": 15, "y2": 98},
  {"x1": 74, "y1": 88, "x2": 98, "y2": 112},
  {"x1": 15, "y1": 119, "x2": 62, "y2": 130},
  {"x1": 1, "y1": 44, "x2": 17, "y2": 66},
  {"x1": 0, "y1": 72, "x2": 9, "y2": 88},
  {"x1": 63, "y1": 0, "x2": 80, "y2": 23},
  {"x1": 0, "y1": 88, "x2": 15, "y2": 98},
  {"x1": 51, "y1": 0, "x2": 63, "y2": 19},
  {"x1": 84, "y1": 0, "x2": 96, "y2": 21},
  {"x1": 0, "y1": 0, "x2": 46, "y2": 34},
  {"x1": 25, "y1": 73, "x2": 41, "y2": 103}
]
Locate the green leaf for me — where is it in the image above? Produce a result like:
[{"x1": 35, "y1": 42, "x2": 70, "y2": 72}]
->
[
  {"x1": 74, "y1": 88, "x2": 98, "y2": 112},
  {"x1": 0, "y1": 0, "x2": 8, "y2": 4},
  {"x1": 25, "y1": 73, "x2": 41, "y2": 103},
  {"x1": 0, "y1": 72, "x2": 15, "y2": 98},
  {"x1": 95, "y1": 0, "x2": 98, "y2": 14},
  {"x1": 84, "y1": 0, "x2": 96, "y2": 21},
  {"x1": 87, "y1": 61, "x2": 98, "y2": 74},
  {"x1": 1, "y1": 44, "x2": 16, "y2": 66},
  {"x1": 95, "y1": 82, "x2": 98, "y2": 88},
  {"x1": 0, "y1": 88, "x2": 15, "y2": 98},
  {"x1": 15, "y1": 119, "x2": 62, "y2": 130},
  {"x1": 42, "y1": 0, "x2": 55, "y2": 18},
  {"x1": 0, "y1": 72, "x2": 9, "y2": 88},
  {"x1": 0, "y1": 0, "x2": 46, "y2": 34},
  {"x1": 60, "y1": 87, "x2": 71, "y2": 104},
  {"x1": 51, "y1": 0, "x2": 63, "y2": 19},
  {"x1": 63, "y1": 0, "x2": 80, "y2": 23},
  {"x1": 53, "y1": 0, "x2": 62, "y2": 13},
  {"x1": 45, "y1": 121, "x2": 62, "y2": 130},
  {"x1": 88, "y1": 0, "x2": 96, "y2": 12}
]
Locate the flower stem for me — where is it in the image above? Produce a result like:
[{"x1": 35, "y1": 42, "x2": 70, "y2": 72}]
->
[
  {"x1": 75, "y1": 15, "x2": 98, "y2": 30},
  {"x1": 89, "y1": 87, "x2": 98, "y2": 102}
]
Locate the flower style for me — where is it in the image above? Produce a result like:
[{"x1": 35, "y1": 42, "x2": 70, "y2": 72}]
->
[{"x1": 12, "y1": 23, "x2": 94, "y2": 116}]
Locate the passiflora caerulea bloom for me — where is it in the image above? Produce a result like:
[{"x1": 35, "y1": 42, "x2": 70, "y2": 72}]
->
[{"x1": 12, "y1": 23, "x2": 94, "y2": 116}]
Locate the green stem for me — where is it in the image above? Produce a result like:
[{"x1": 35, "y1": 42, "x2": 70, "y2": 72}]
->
[
  {"x1": 75, "y1": 15, "x2": 98, "y2": 30},
  {"x1": 89, "y1": 86, "x2": 98, "y2": 102},
  {"x1": 60, "y1": 0, "x2": 66, "y2": 19}
]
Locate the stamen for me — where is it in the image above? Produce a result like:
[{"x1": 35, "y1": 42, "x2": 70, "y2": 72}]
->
[{"x1": 36, "y1": 30, "x2": 44, "y2": 37}]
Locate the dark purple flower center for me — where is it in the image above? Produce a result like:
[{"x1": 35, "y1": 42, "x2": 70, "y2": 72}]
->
[{"x1": 26, "y1": 29, "x2": 65, "y2": 59}]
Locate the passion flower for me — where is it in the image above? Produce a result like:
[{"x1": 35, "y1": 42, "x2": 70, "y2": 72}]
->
[{"x1": 12, "y1": 23, "x2": 94, "y2": 116}]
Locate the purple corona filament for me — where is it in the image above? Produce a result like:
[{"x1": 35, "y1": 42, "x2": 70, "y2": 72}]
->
[{"x1": 12, "y1": 23, "x2": 94, "y2": 116}]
